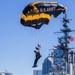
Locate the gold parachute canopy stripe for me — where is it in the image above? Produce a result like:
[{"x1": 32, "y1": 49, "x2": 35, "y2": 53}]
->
[{"x1": 20, "y1": 1, "x2": 67, "y2": 29}]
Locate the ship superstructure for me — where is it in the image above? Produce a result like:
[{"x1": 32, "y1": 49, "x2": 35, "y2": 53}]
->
[{"x1": 48, "y1": 13, "x2": 75, "y2": 75}]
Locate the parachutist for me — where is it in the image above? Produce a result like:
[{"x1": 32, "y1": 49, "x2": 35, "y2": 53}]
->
[{"x1": 32, "y1": 50, "x2": 41, "y2": 67}]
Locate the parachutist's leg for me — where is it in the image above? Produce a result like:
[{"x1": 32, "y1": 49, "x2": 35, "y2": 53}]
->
[{"x1": 33, "y1": 58, "x2": 39, "y2": 67}]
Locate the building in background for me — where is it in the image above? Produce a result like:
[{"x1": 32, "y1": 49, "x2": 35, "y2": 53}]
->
[
  {"x1": 42, "y1": 56, "x2": 53, "y2": 75},
  {"x1": 74, "y1": 53, "x2": 75, "y2": 63},
  {"x1": 0, "y1": 72, "x2": 12, "y2": 75},
  {"x1": 33, "y1": 70, "x2": 42, "y2": 75},
  {"x1": 54, "y1": 49, "x2": 63, "y2": 65},
  {"x1": 73, "y1": 53, "x2": 75, "y2": 75}
]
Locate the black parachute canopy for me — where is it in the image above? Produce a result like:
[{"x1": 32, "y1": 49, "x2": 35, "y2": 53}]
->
[{"x1": 20, "y1": 2, "x2": 67, "y2": 29}]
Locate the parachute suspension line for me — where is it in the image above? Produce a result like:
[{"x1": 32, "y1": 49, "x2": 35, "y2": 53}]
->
[
  {"x1": 29, "y1": 26, "x2": 40, "y2": 47},
  {"x1": 31, "y1": 28, "x2": 38, "y2": 45},
  {"x1": 31, "y1": 29, "x2": 35, "y2": 43},
  {"x1": 35, "y1": 28, "x2": 40, "y2": 46},
  {"x1": 64, "y1": 12, "x2": 67, "y2": 19},
  {"x1": 33, "y1": 23, "x2": 41, "y2": 46}
]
